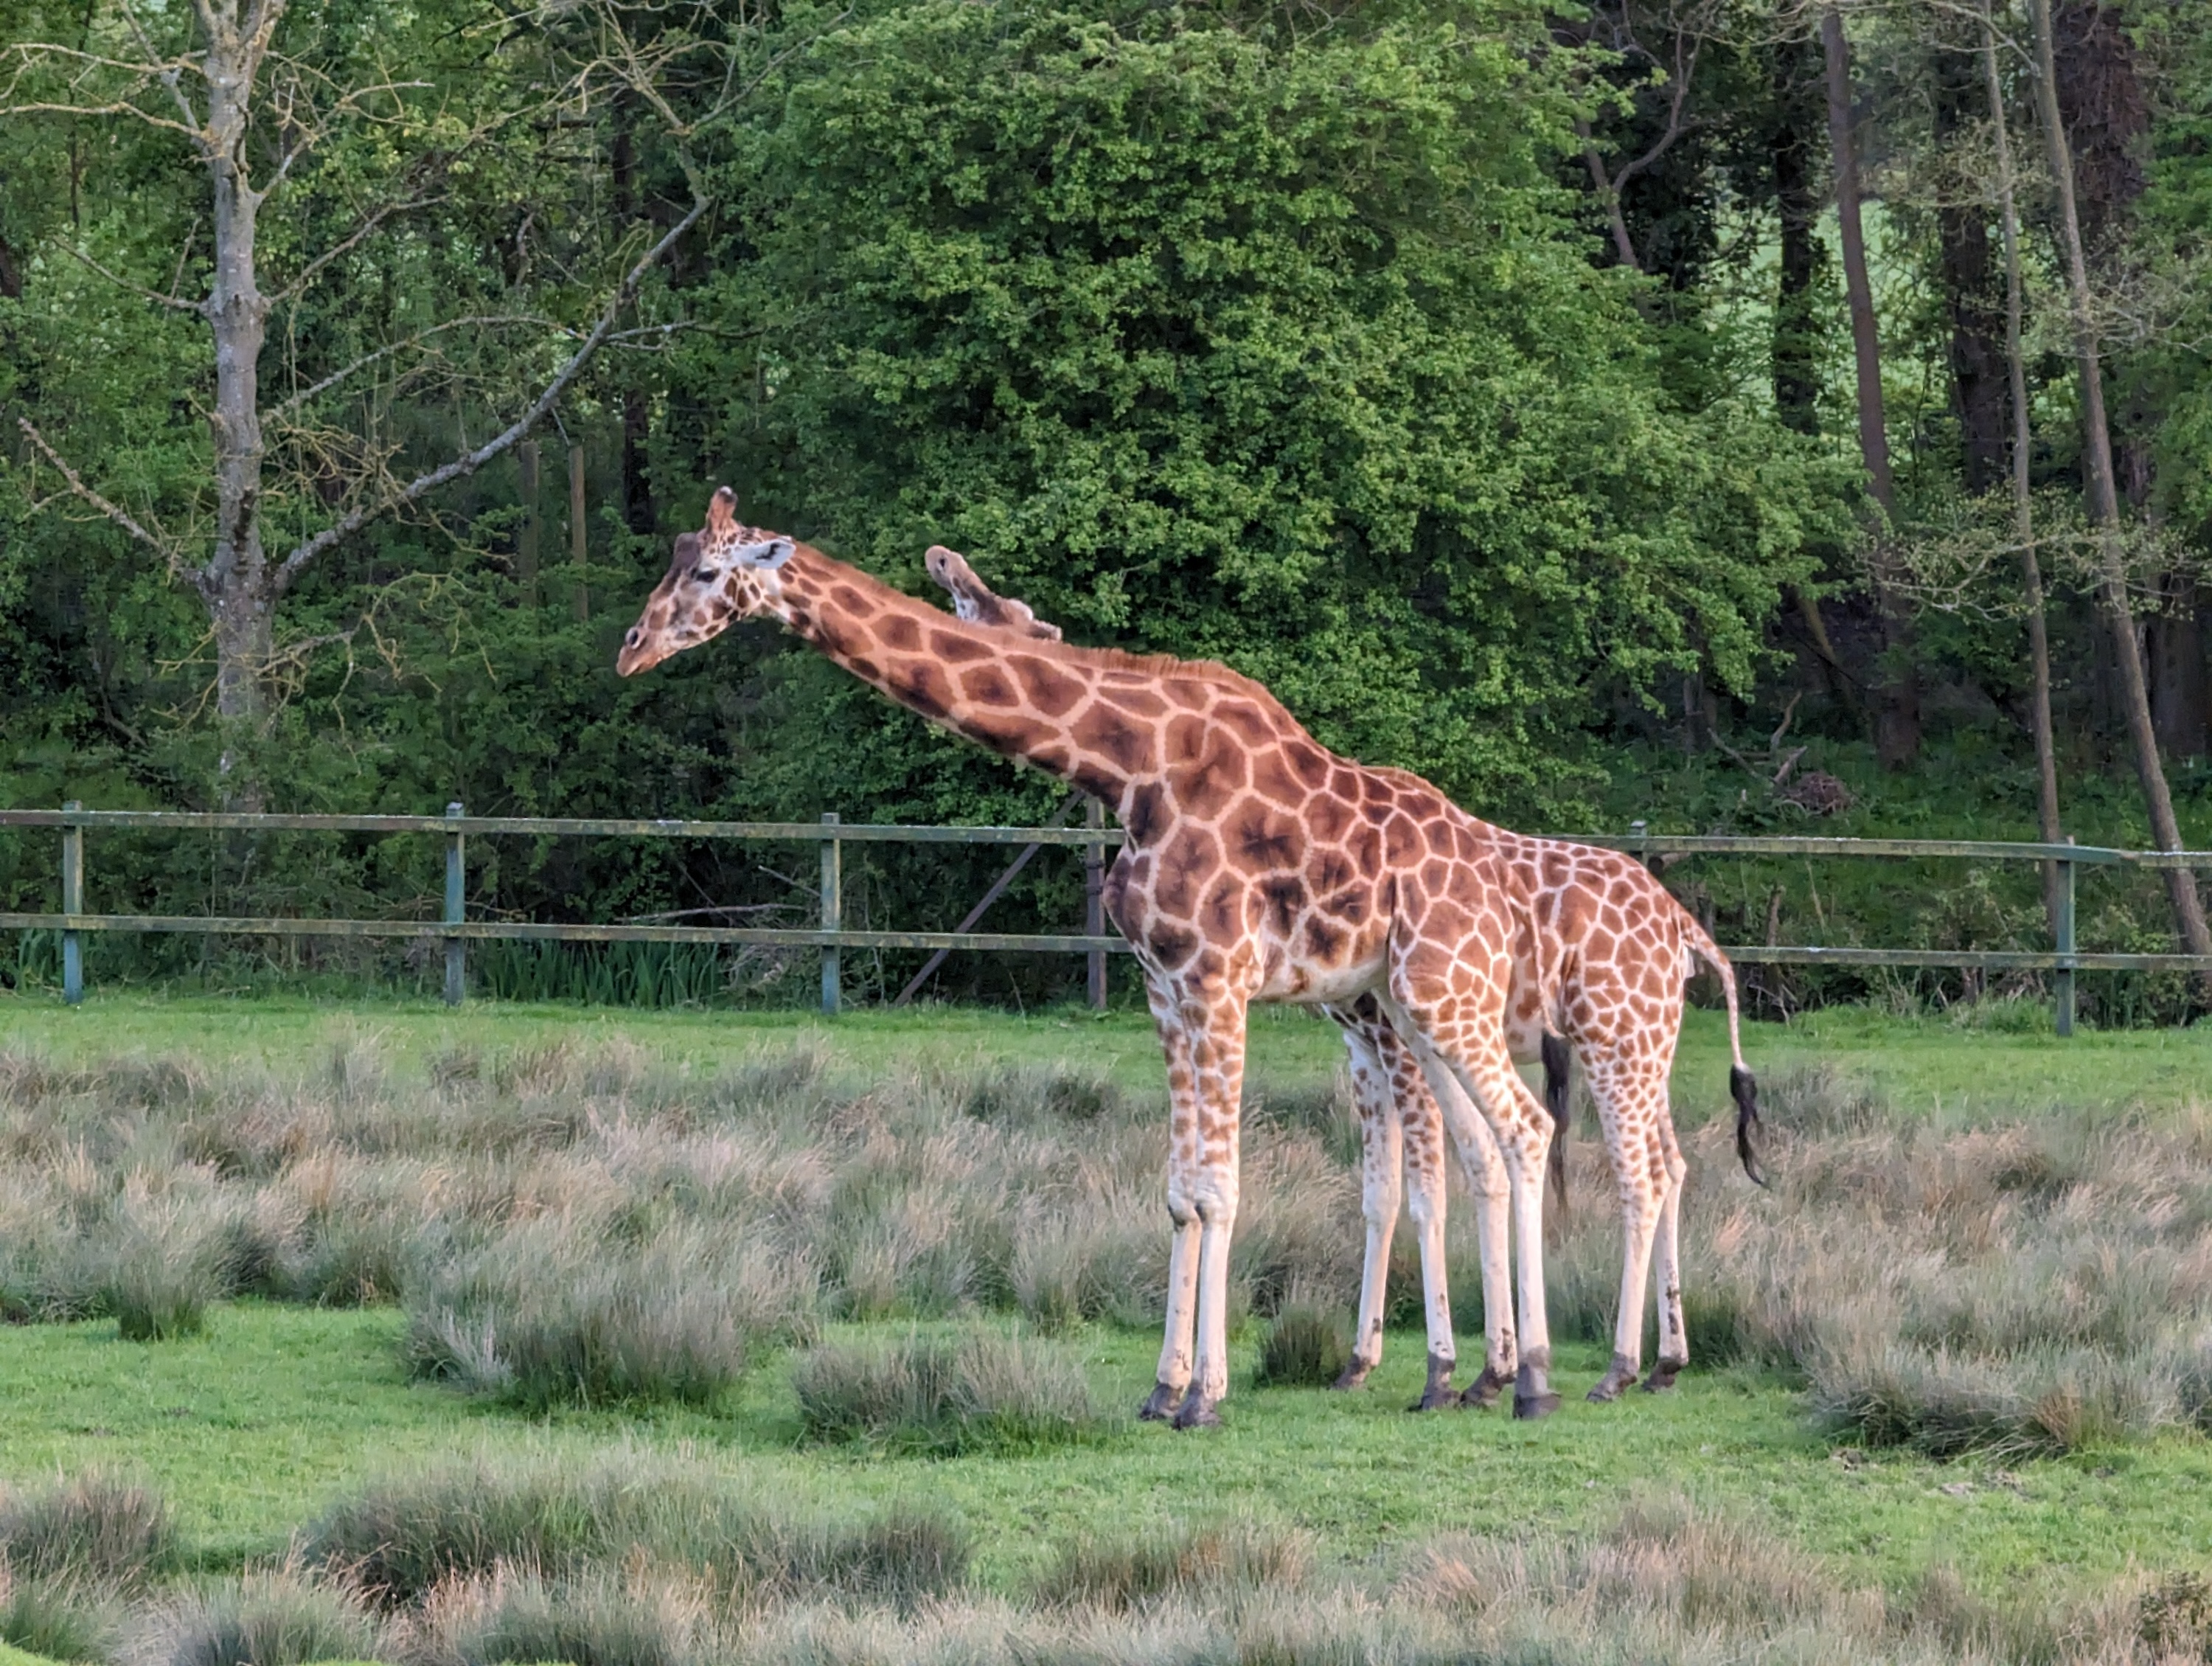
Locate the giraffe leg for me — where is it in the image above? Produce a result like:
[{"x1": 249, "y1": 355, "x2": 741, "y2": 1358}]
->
[
  {"x1": 1585, "y1": 1060, "x2": 1664, "y2": 1403},
  {"x1": 1399, "y1": 1080, "x2": 1459, "y2": 1412},
  {"x1": 1427, "y1": 1067, "x2": 1512, "y2": 1409},
  {"x1": 1173, "y1": 988, "x2": 1251, "y2": 1431},
  {"x1": 1141, "y1": 978, "x2": 1202, "y2": 1421},
  {"x1": 1385, "y1": 990, "x2": 1555, "y2": 1420},
  {"x1": 1329, "y1": 1006, "x2": 1400, "y2": 1392},
  {"x1": 1644, "y1": 1112, "x2": 1691, "y2": 1393}
]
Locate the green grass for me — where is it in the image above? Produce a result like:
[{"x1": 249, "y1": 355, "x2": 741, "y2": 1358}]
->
[
  {"x1": 11, "y1": 990, "x2": 2212, "y2": 1122},
  {"x1": 8, "y1": 996, "x2": 2212, "y2": 1626},
  {"x1": 4, "y1": 1301, "x2": 2210, "y2": 1597}
]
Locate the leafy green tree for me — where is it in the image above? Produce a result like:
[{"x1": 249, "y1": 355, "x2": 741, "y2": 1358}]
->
[{"x1": 689, "y1": 1, "x2": 1848, "y2": 822}]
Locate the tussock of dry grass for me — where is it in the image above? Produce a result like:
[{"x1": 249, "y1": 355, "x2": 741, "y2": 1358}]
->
[
  {"x1": 1252, "y1": 1297, "x2": 1353, "y2": 1388},
  {"x1": 304, "y1": 1453, "x2": 972, "y2": 1610},
  {"x1": 792, "y1": 1330, "x2": 1119, "y2": 1454},
  {"x1": 7, "y1": 1035, "x2": 2211, "y2": 1461},
  {"x1": 0, "y1": 1476, "x2": 176, "y2": 1589},
  {"x1": 0, "y1": 1041, "x2": 1352, "y2": 1396},
  {"x1": 125, "y1": 1565, "x2": 385, "y2": 1666},
  {"x1": 9, "y1": 1462, "x2": 2209, "y2": 1665},
  {"x1": 1540, "y1": 1062, "x2": 2212, "y2": 1457}
]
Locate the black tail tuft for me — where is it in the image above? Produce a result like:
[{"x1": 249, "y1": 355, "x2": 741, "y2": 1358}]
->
[
  {"x1": 1542, "y1": 1032, "x2": 1571, "y2": 1213},
  {"x1": 1731, "y1": 1065, "x2": 1767, "y2": 1187}
]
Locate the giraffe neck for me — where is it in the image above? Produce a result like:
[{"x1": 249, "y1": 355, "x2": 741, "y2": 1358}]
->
[{"x1": 766, "y1": 546, "x2": 1143, "y2": 801}]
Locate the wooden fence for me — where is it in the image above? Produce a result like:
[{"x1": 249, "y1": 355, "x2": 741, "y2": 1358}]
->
[{"x1": 5, "y1": 806, "x2": 2212, "y2": 1034}]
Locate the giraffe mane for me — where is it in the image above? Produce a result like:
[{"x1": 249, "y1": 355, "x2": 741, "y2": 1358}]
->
[{"x1": 910, "y1": 545, "x2": 1312, "y2": 738}]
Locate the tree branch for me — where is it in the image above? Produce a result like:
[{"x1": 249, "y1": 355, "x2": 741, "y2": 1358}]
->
[
  {"x1": 1576, "y1": 118, "x2": 1642, "y2": 271},
  {"x1": 115, "y1": 0, "x2": 205, "y2": 136},
  {"x1": 269, "y1": 189, "x2": 436, "y2": 303},
  {"x1": 1609, "y1": 27, "x2": 1702, "y2": 192},
  {"x1": 18, "y1": 417, "x2": 197, "y2": 590},
  {"x1": 269, "y1": 313, "x2": 553, "y2": 419},
  {"x1": 271, "y1": 177, "x2": 709, "y2": 596},
  {"x1": 56, "y1": 237, "x2": 209, "y2": 312}
]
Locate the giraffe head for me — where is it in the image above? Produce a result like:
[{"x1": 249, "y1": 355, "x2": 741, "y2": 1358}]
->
[{"x1": 616, "y1": 487, "x2": 796, "y2": 676}]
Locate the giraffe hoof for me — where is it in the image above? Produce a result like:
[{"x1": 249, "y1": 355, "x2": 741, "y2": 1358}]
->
[
  {"x1": 1458, "y1": 1367, "x2": 1508, "y2": 1410},
  {"x1": 1641, "y1": 1358, "x2": 1686, "y2": 1394},
  {"x1": 1331, "y1": 1360, "x2": 1375, "y2": 1392},
  {"x1": 1587, "y1": 1353, "x2": 1640, "y2": 1402},
  {"x1": 1513, "y1": 1391, "x2": 1562, "y2": 1420},
  {"x1": 1411, "y1": 1352, "x2": 1458, "y2": 1411},
  {"x1": 1171, "y1": 1392, "x2": 1222, "y2": 1431},
  {"x1": 1138, "y1": 1381, "x2": 1183, "y2": 1422}
]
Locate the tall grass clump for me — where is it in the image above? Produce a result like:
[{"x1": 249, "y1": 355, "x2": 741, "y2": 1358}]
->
[
  {"x1": 1034, "y1": 1520, "x2": 1312, "y2": 1610},
  {"x1": 0, "y1": 1476, "x2": 177, "y2": 1586},
  {"x1": 792, "y1": 1330, "x2": 1119, "y2": 1455},
  {"x1": 107, "y1": 1232, "x2": 218, "y2": 1342},
  {"x1": 1252, "y1": 1297, "x2": 1352, "y2": 1388},
  {"x1": 417, "y1": 1566, "x2": 706, "y2": 1666},
  {"x1": 403, "y1": 1226, "x2": 764, "y2": 1410},
  {"x1": 132, "y1": 1566, "x2": 384, "y2": 1666},
  {"x1": 305, "y1": 1454, "x2": 970, "y2": 1610},
  {"x1": 0, "y1": 1572, "x2": 119, "y2": 1663}
]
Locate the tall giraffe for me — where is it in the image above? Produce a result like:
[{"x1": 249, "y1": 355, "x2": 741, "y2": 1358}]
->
[
  {"x1": 619, "y1": 491, "x2": 1568, "y2": 1426},
  {"x1": 925, "y1": 548, "x2": 1768, "y2": 1403}
]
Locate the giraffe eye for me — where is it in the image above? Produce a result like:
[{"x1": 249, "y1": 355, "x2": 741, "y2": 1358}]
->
[{"x1": 691, "y1": 566, "x2": 714, "y2": 583}]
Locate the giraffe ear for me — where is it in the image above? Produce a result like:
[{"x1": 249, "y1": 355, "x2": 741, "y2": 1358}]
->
[{"x1": 733, "y1": 535, "x2": 796, "y2": 570}]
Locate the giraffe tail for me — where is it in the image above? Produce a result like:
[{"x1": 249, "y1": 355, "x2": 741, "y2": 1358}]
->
[
  {"x1": 1681, "y1": 914, "x2": 1767, "y2": 1187},
  {"x1": 1541, "y1": 1030, "x2": 1571, "y2": 1215}
]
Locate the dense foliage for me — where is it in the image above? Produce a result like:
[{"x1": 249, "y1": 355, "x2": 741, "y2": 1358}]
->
[{"x1": 2, "y1": 0, "x2": 2210, "y2": 1012}]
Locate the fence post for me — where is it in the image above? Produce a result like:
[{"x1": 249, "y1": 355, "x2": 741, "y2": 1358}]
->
[
  {"x1": 60, "y1": 799, "x2": 83, "y2": 1005},
  {"x1": 2053, "y1": 835, "x2": 2076, "y2": 1037},
  {"x1": 1085, "y1": 797, "x2": 1107, "y2": 1010},
  {"x1": 444, "y1": 802, "x2": 467, "y2": 1007},
  {"x1": 820, "y1": 812, "x2": 841, "y2": 1016}
]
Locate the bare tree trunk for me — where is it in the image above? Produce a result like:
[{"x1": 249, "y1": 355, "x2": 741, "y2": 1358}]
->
[
  {"x1": 198, "y1": 10, "x2": 276, "y2": 804},
  {"x1": 2028, "y1": 0, "x2": 2212, "y2": 974},
  {"x1": 1821, "y1": 4, "x2": 1919, "y2": 768},
  {"x1": 1933, "y1": 24, "x2": 2006, "y2": 496},
  {"x1": 1770, "y1": 32, "x2": 1823, "y2": 437},
  {"x1": 1771, "y1": 30, "x2": 1858, "y2": 722},
  {"x1": 1980, "y1": 0, "x2": 2063, "y2": 936}
]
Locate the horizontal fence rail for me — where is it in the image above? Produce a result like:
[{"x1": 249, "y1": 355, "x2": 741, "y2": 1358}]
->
[{"x1": 5, "y1": 807, "x2": 2212, "y2": 1030}]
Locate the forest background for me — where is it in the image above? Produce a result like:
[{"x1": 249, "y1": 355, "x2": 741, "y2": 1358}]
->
[{"x1": 1, "y1": 0, "x2": 2209, "y2": 1021}]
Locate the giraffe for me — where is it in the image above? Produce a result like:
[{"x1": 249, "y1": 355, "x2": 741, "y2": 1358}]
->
[
  {"x1": 619, "y1": 491, "x2": 1568, "y2": 1426},
  {"x1": 921, "y1": 548, "x2": 1769, "y2": 1403}
]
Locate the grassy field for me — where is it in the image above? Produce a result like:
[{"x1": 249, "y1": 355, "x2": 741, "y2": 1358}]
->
[
  {"x1": 4, "y1": 993, "x2": 2212, "y2": 1664},
  {"x1": 12, "y1": 987, "x2": 2212, "y2": 1114}
]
